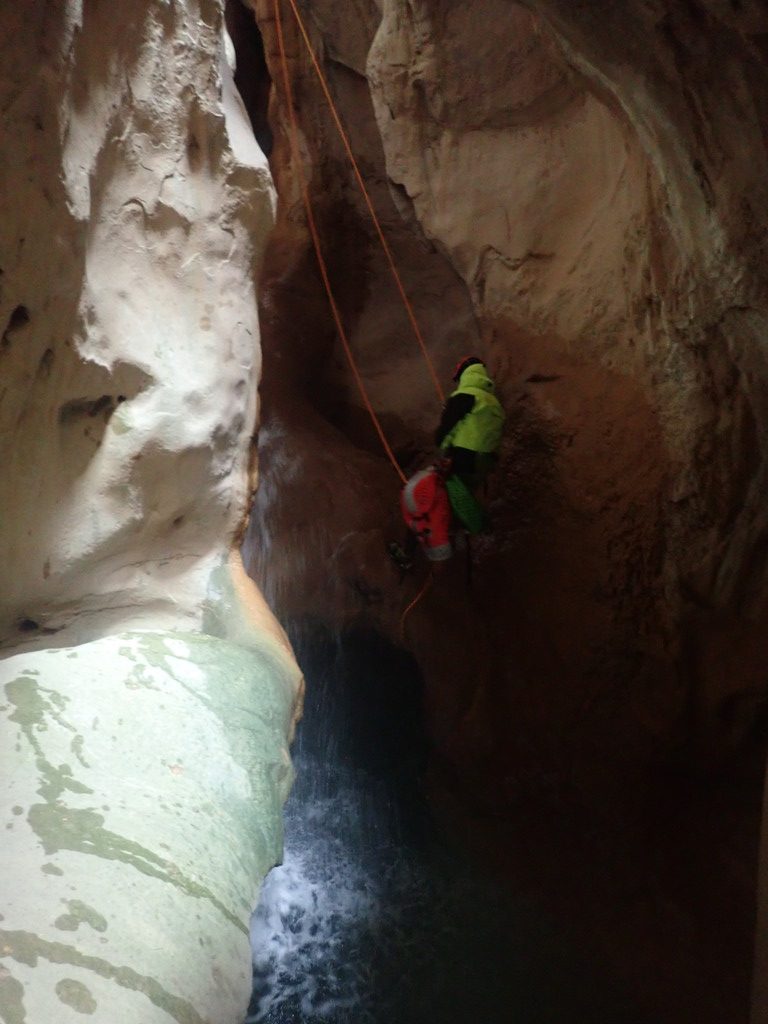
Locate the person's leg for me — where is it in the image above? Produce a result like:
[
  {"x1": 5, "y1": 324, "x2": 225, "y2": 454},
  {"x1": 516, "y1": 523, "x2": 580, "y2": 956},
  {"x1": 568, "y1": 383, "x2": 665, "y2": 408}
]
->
[{"x1": 445, "y1": 474, "x2": 489, "y2": 534}]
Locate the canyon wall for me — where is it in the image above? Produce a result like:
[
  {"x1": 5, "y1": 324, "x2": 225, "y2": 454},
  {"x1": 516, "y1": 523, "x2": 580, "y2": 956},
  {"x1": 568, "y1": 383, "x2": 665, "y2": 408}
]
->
[
  {"x1": 6, "y1": 0, "x2": 760, "y2": 1019},
  {"x1": 367, "y1": 0, "x2": 768, "y2": 779},
  {"x1": 244, "y1": 1, "x2": 768, "y2": 1021},
  {"x1": 0, "y1": 3, "x2": 301, "y2": 1022}
]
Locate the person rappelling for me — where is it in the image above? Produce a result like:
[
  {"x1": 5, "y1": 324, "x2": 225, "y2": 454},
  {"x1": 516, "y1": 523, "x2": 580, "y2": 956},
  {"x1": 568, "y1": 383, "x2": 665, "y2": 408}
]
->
[
  {"x1": 274, "y1": 0, "x2": 502, "y2": 603},
  {"x1": 435, "y1": 356, "x2": 505, "y2": 491},
  {"x1": 395, "y1": 356, "x2": 505, "y2": 567},
  {"x1": 435, "y1": 354, "x2": 505, "y2": 538}
]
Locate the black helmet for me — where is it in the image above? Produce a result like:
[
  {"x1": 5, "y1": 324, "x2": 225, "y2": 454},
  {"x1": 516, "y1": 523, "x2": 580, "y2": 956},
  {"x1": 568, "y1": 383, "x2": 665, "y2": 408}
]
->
[{"x1": 451, "y1": 355, "x2": 483, "y2": 382}]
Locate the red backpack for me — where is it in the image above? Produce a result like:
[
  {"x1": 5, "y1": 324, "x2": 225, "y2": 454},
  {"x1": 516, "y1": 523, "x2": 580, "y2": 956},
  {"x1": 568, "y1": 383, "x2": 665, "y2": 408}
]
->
[{"x1": 400, "y1": 467, "x2": 452, "y2": 561}]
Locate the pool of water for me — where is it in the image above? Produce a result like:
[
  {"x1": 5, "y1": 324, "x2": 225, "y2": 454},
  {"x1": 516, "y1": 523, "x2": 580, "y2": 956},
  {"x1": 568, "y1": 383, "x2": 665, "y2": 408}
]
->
[{"x1": 246, "y1": 631, "x2": 649, "y2": 1024}]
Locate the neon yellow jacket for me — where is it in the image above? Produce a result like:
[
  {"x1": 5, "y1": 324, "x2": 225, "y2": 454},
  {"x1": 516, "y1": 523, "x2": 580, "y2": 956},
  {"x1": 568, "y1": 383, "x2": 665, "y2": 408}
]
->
[{"x1": 439, "y1": 363, "x2": 504, "y2": 453}]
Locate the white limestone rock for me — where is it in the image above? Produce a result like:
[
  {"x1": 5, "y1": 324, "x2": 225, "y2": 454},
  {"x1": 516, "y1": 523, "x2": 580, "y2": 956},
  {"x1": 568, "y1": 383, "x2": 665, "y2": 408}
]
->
[
  {"x1": 0, "y1": 2, "x2": 301, "y2": 1021},
  {"x1": 0, "y1": 0, "x2": 274, "y2": 646},
  {"x1": 0, "y1": 629, "x2": 296, "y2": 1024}
]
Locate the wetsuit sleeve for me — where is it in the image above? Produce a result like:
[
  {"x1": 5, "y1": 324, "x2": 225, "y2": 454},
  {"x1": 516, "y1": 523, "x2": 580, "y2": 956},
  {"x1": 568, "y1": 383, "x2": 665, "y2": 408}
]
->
[{"x1": 435, "y1": 392, "x2": 475, "y2": 446}]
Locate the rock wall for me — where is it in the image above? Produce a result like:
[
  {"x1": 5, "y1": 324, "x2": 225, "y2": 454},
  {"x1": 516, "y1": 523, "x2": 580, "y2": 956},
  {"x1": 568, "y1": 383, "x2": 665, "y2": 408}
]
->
[
  {"x1": 368, "y1": 0, "x2": 768, "y2": 776},
  {"x1": 242, "y1": 1, "x2": 768, "y2": 1020},
  {"x1": 0, "y1": 2, "x2": 301, "y2": 1021}
]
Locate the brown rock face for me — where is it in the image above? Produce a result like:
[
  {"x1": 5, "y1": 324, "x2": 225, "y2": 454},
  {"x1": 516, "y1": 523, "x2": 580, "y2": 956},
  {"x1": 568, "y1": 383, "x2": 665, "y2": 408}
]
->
[{"x1": 238, "y1": 1, "x2": 768, "y2": 1020}]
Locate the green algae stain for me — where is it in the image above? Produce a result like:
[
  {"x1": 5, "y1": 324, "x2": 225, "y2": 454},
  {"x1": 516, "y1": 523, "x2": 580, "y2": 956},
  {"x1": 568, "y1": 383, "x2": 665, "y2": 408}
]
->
[
  {"x1": 41, "y1": 863, "x2": 63, "y2": 876},
  {"x1": 55, "y1": 979, "x2": 97, "y2": 1015},
  {"x1": 5, "y1": 678, "x2": 51, "y2": 740},
  {"x1": 27, "y1": 804, "x2": 245, "y2": 935},
  {"x1": 71, "y1": 736, "x2": 89, "y2": 769},
  {"x1": 0, "y1": 969, "x2": 26, "y2": 1024},
  {"x1": 6, "y1": 677, "x2": 69, "y2": 738},
  {"x1": 123, "y1": 635, "x2": 213, "y2": 712},
  {"x1": 123, "y1": 664, "x2": 160, "y2": 691},
  {"x1": 4, "y1": 679, "x2": 93, "y2": 805},
  {"x1": 38, "y1": 762, "x2": 91, "y2": 805},
  {"x1": 0, "y1": 929, "x2": 205, "y2": 1024},
  {"x1": 6, "y1": 667, "x2": 244, "y2": 935},
  {"x1": 54, "y1": 901, "x2": 107, "y2": 935}
]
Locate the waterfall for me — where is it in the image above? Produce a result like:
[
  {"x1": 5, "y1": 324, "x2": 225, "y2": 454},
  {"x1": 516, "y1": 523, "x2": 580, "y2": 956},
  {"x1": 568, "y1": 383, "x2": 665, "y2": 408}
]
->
[{"x1": 246, "y1": 630, "x2": 648, "y2": 1024}]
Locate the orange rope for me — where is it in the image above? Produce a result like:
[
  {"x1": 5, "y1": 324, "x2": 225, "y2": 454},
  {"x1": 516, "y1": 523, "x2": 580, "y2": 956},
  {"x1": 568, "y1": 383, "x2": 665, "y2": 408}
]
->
[
  {"x1": 399, "y1": 567, "x2": 434, "y2": 642},
  {"x1": 283, "y1": 0, "x2": 445, "y2": 405},
  {"x1": 273, "y1": 0, "x2": 407, "y2": 485}
]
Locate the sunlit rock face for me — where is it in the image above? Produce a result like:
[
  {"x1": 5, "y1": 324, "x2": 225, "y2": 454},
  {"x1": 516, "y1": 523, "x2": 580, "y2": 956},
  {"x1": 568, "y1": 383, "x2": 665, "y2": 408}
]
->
[
  {"x1": 243, "y1": 1, "x2": 768, "y2": 1020},
  {"x1": 0, "y1": 3, "x2": 301, "y2": 1022}
]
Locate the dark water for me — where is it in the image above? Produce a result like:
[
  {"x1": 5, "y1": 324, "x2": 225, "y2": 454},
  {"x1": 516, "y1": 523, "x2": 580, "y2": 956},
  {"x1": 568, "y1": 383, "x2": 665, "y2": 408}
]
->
[{"x1": 246, "y1": 631, "x2": 649, "y2": 1024}]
